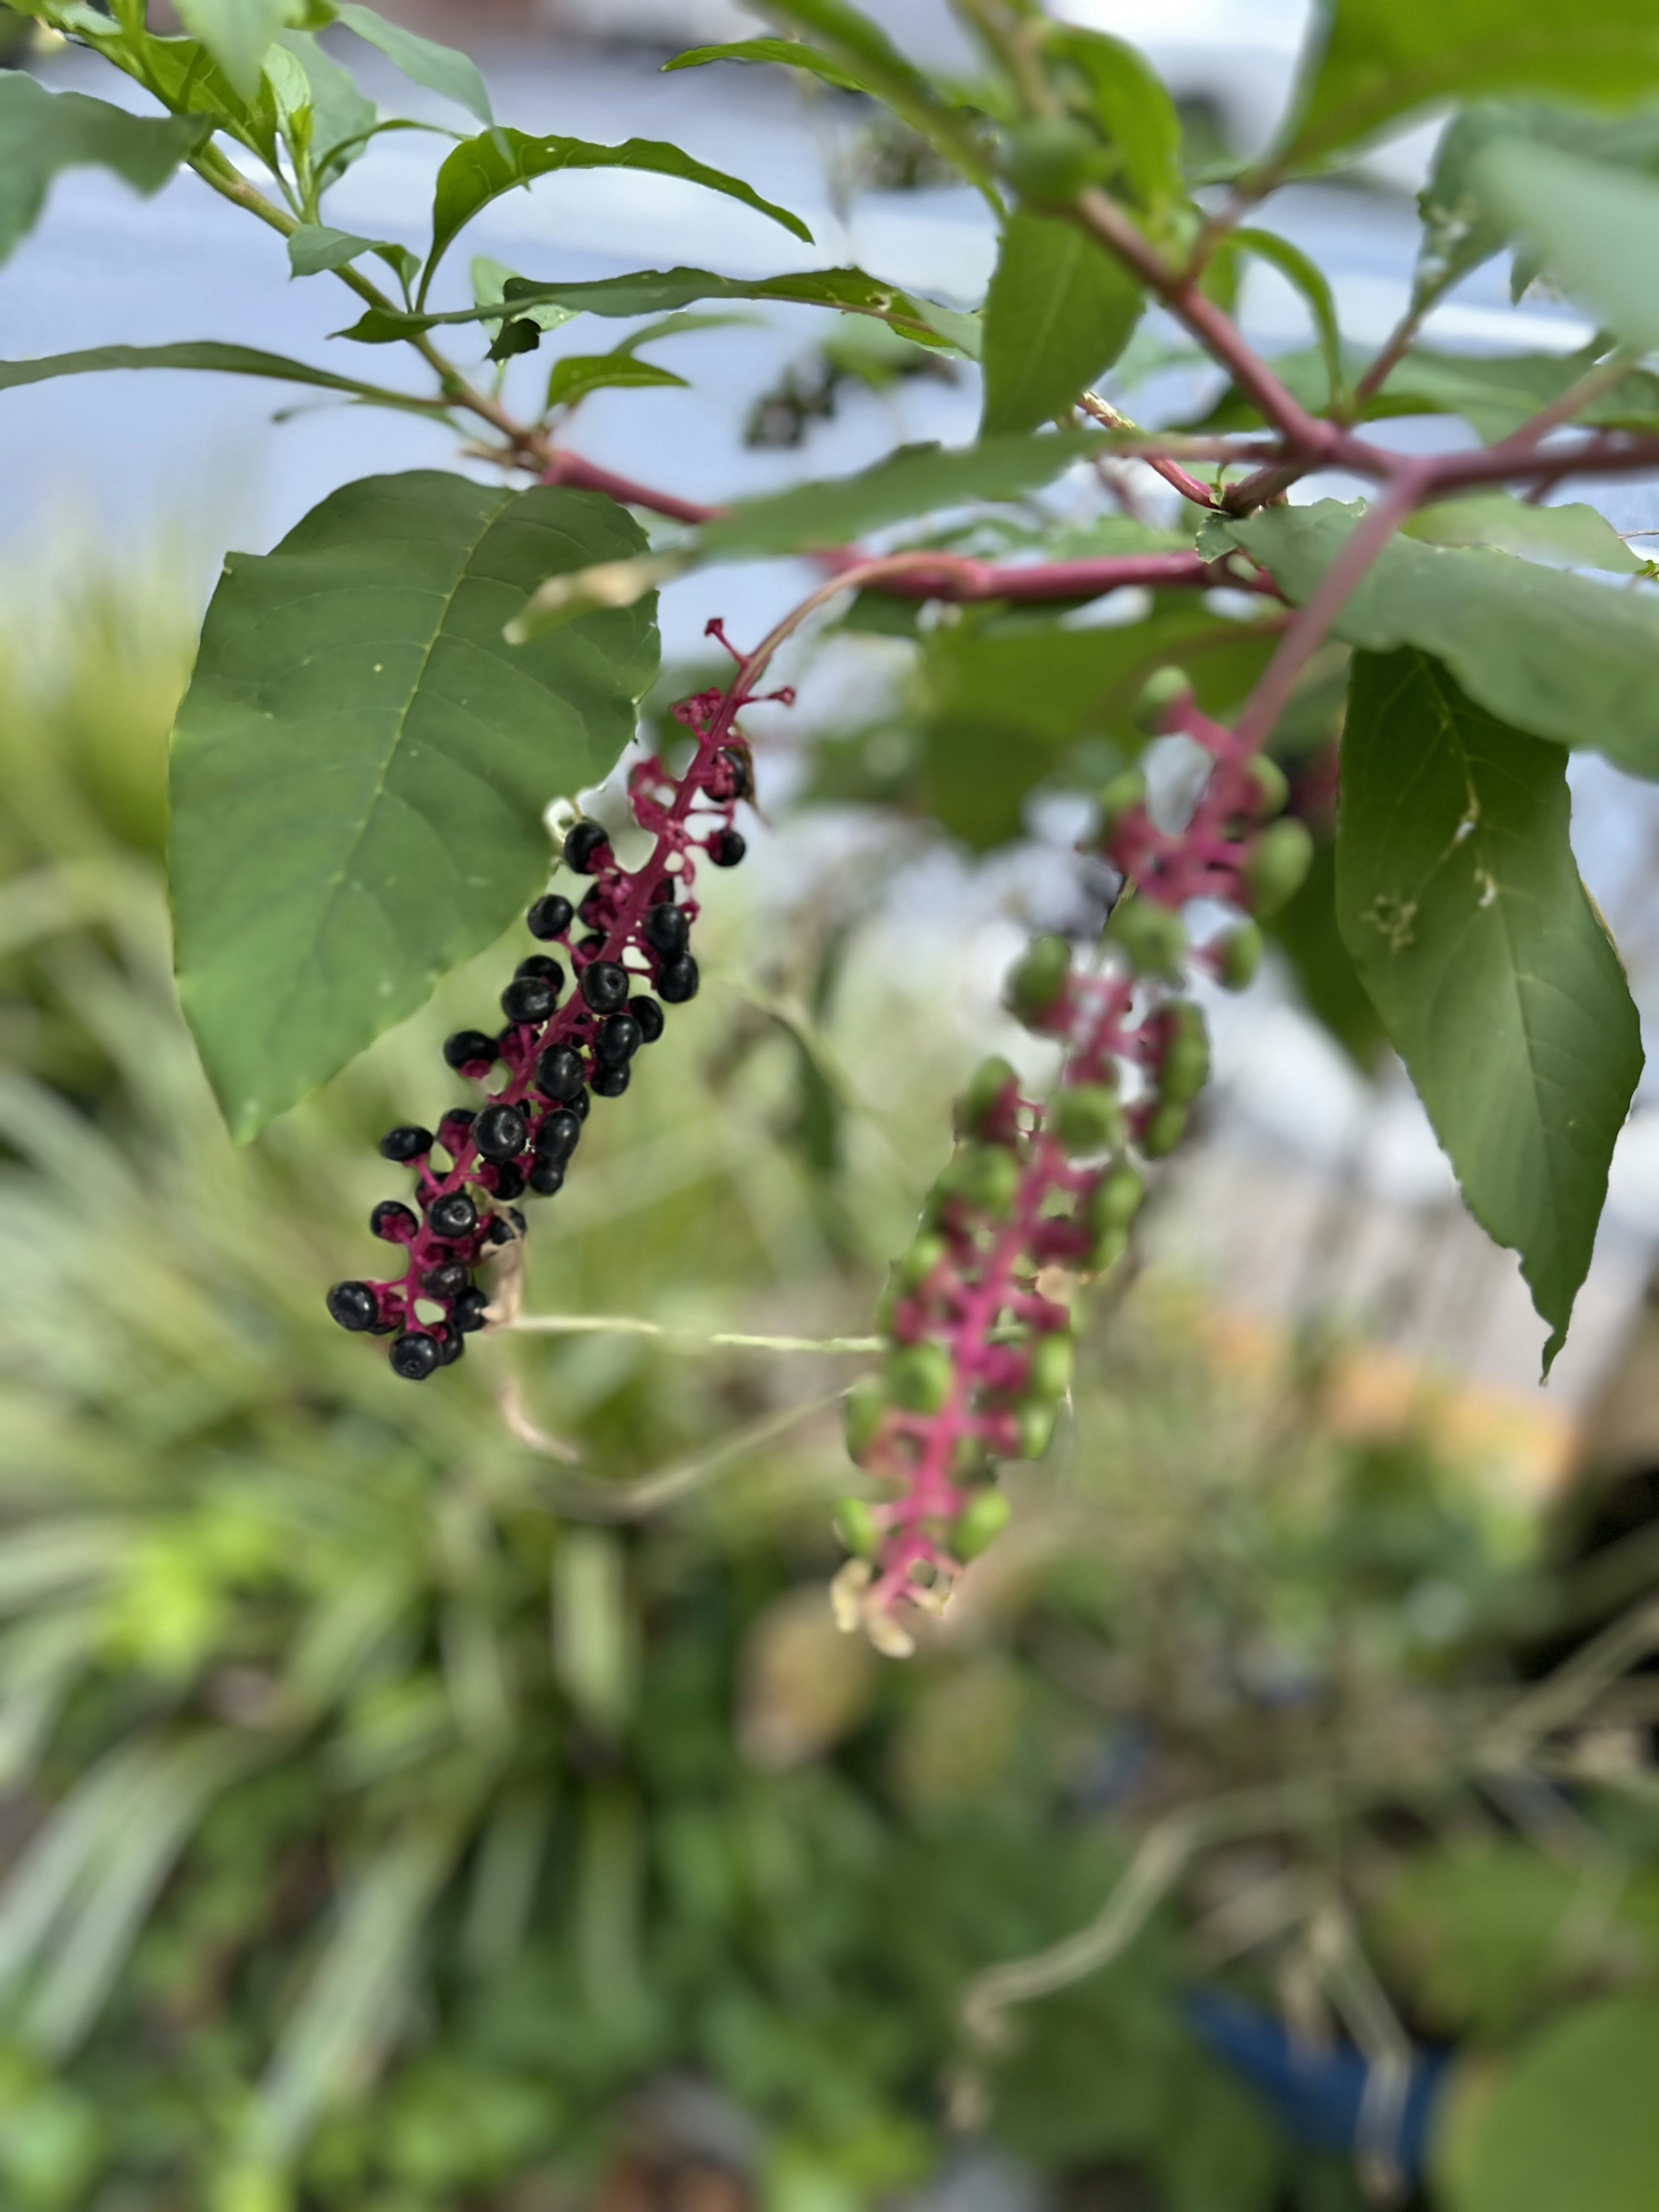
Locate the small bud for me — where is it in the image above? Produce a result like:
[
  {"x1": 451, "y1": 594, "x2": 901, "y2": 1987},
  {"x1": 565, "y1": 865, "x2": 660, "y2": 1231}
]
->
[
  {"x1": 1025, "y1": 1331, "x2": 1075, "y2": 1403},
  {"x1": 1002, "y1": 117, "x2": 1104, "y2": 206},
  {"x1": 1107, "y1": 896, "x2": 1187, "y2": 982},
  {"x1": 1085, "y1": 1224, "x2": 1129, "y2": 1275},
  {"x1": 1217, "y1": 920, "x2": 1263, "y2": 992},
  {"x1": 953, "y1": 1486, "x2": 1011, "y2": 1560},
  {"x1": 884, "y1": 1341, "x2": 954, "y2": 1413},
  {"x1": 1016, "y1": 1400, "x2": 1058, "y2": 1459},
  {"x1": 956, "y1": 1055, "x2": 1020, "y2": 1143},
  {"x1": 1132, "y1": 665, "x2": 1194, "y2": 736},
  {"x1": 1141, "y1": 1098, "x2": 1188, "y2": 1158},
  {"x1": 895, "y1": 1233, "x2": 948, "y2": 1291},
  {"x1": 1243, "y1": 818, "x2": 1314, "y2": 918},
  {"x1": 844, "y1": 1375, "x2": 887, "y2": 1461},
  {"x1": 833, "y1": 1497, "x2": 879, "y2": 1557},
  {"x1": 1158, "y1": 1002, "x2": 1210, "y2": 1106},
  {"x1": 1054, "y1": 1083, "x2": 1127, "y2": 1156},
  {"x1": 1097, "y1": 766, "x2": 1148, "y2": 834},
  {"x1": 1244, "y1": 754, "x2": 1289, "y2": 818},
  {"x1": 1089, "y1": 1162, "x2": 1145, "y2": 1235},
  {"x1": 1006, "y1": 934, "x2": 1072, "y2": 1025},
  {"x1": 941, "y1": 1144, "x2": 1022, "y2": 1218}
]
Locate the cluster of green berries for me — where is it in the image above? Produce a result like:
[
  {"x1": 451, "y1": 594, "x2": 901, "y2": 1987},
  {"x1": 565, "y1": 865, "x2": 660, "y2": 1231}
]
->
[
  {"x1": 326, "y1": 676, "x2": 756, "y2": 1379},
  {"x1": 831, "y1": 667, "x2": 1310, "y2": 1649}
]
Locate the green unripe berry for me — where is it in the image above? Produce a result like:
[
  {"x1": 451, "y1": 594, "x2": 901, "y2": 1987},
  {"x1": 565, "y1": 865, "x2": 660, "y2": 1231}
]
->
[
  {"x1": 844, "y1": 1375, "x2": 887, "y2": 1461},
  {"x1": 1107, "y1": 896, "x2": 1187, "y2": 982},
  {"x1": 1017, "y1": 1400, "x2": 1058, "y2": 1459},
  {"x1": 1054, "y1": 1083, "x2": 1127, "y2": 1155},
  {"x1": 940, "y1": 1143, "x2": 1023, "y2": 1217},
  {"x1": 953, "y1": 1486, "x2": 1011, "y2": 1560},
  {"x1": 1132, "y1": 665, "x2": 1194, "y2": 736},
  {"x1": 1089, "y1": 1161, "x2": 1145, "y2": 1233},
  {"x1": 1086, "y1": 1224, "x2": 1128, "y2": 1274},
  {"x1": 1245, "y1": 754, "x2": 1289, "y2": 817},
  {"x1": 956, "y1": 1055, "x2": 1019, "y2": 1142},
  {"x1": 885, "y1": 1341, "x2": 954, "y2": 1413},
  {"x1": 1217, "y1": 920, "x2": 1263, "y2": 991},
  {"x1": 1158, "y1": 1002, "x2": 1210, "y2": 1106},
  {"x1": 1007, "y1": 934, "x2": 1072, "y2": 1024},
  {"x1": 895, "y1": 1232, "x2": 947, "y2": 1291},
  {"x1": 1097, "y1": 766, "x2": 1148, "y2": 834},
  {"x1": 1243, "y1": 818, "x2": 1314, "y2": 918},
  {"x1": 1141, "y1": 1098, "x2": 1188, "y2": 1158},
  {"x1": 1002, "y1": 117, "x2": 1103, "y2": 206},
  {"x1": 1025, "y1": 1330, "x2": 1075, "y2": 1402},
  {"x1": 833, "y1": 1497, "x2": 879, "y2": 1557}
]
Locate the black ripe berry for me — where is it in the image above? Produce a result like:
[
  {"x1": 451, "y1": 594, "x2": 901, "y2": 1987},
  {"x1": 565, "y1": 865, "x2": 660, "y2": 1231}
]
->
[
  {"x1": 629, "y1": 995, "x2": 665, "y2": 1044},
  {"x1": 389, "y1": 1332, "x2": 442, "y2": 1382},
  {"x1": 444, "y1": 1029, "x2": 498, "y2": 1073},
  {"x1": 577, "y1": 931, "x2": 605, "y2": 958},
  {"x1": 422, "y1": 1261, "x2": 470, "y2": 1298},
  {"x1": 563, "y1": 820, "x2": 611, "y2": 873},
  {"x1": 658, "y1": 954, "x2": 700, "y2": 1004},
  {"x1": 327, "y1": 1280, "x2": 378, "y2": 1332},
  {"x1": 437, "y1": 1328, "x2": 466, "y2": 1367},
  {"x1": 501, "y1": 974, "x2": 557, "y2": 1025},
  {"x1": 485, "y1": 1216, "x2": 518, "y2": 1247},
  {"x1": 529, "y1": 1157, "x2": 566, "y2": 1196},
  {"x1": 516, "y1": 954, "x2": 566, "y2": 989},
  {"x1": 528, "y1": 893, "x2": 574, "y2": 941},
  {"x1": 428, "y1": 1190, "x2": 479, "y2": 1240},
  {"x1": 535, "y1": 1108, "x2": 582, "y2": 1163},
  {"x1": 578, "y1": 885, "x2": 607, "y2": 925},
  {"x1": 570, "y1": 1087, "x2": 591, "y2": 1122},
  {"x1": 454, "y1": 1287, "x2": 491, "y2": 1334},
  {"x1": 597, "y1": 1013, "x2": 642, "y2": 1065},
  {"x1": 715, "y1": 744, "x2": 754, "y2": 801},
  {"x1": 371, "y1": 1200, "x2": 419, "y2": 1242},
  {"x1": 380, "y1": 1124, "x2": 433, "y2": 1163},
  {"x1": 591, "y1": 1063, "x2": 631, "y2": 1099},
  {"x1": 474, "y1": 1102, "x2": 529, "y2": 1161},
  {"x1": 644, "y1": 903, "x2": 690, "y2": 958},
  {"x1": 709, "y1": 828, "x2": 746, "y2": 868},
  {"x1": 492, "y1": 1160, "x2": 527, "y2": 1201},
  {"x1": 580, "y1": 960, "x2": 629, "y2": 1014},
  {"x1": 535, "y1": 1044, "x2": 585, "y2": 1100}
]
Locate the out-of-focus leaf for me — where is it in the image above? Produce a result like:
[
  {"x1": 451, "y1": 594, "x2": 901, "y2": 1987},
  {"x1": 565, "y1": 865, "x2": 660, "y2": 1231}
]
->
[
  {"x1": 979, "y1": 211, "x2": 1143, "y2": 436},
  {"x1": 334, "y1": 0, "x2": 493, "y2": 125},
  {"x1": 1046, "y1": 25, "x2": 1185, "y2": 219},
  {"x1": 544, "y1": 355, "x2": 687, "y2": 409},
  {"x1": 1475, "y1": 140, "x2": 1659, "y2": 352},
  {"x1": 1336, "y1": 648, "x2": 1642, "y2": 1370},
  {"x1": 1403, "y1": 493, "x2": 1642, "y2": 571},
  {"x1": 1229, "y1": 226, "x2": 1344, "y2": 400},
  {"x1": 173, "y1": 0, "x2": 300, "y2": 100},
  {"x1": 0, "y1": 76, "x2": 207, "y2": 269},
  {"x1": 1264, "y1": 834, "x2": 1388, "y2": 1070},
  {"x1": 0, "y1": 339, "x2": 445, "y2": 418},
  {"x1": 664, "y1": 37, "x2": 865, "y2": 93},
  {"x1": 1370, "y1": 1840, "x2": 1593, "y2": 2039}
]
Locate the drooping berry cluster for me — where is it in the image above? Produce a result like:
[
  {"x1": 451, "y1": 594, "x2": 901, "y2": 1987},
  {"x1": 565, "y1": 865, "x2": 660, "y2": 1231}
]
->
[
  {"x1": 326, "y1": 630, "x2": 768, "y2": 1380},
  {"x1": 832, "y1": 669, "x2": 1311, "y2": 1653}
]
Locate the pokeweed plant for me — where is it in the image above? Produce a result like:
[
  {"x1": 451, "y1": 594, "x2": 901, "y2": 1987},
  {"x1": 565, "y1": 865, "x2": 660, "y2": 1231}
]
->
[{"x1": 8, "y1": 0, "x2": 1659, "y2": 1643}]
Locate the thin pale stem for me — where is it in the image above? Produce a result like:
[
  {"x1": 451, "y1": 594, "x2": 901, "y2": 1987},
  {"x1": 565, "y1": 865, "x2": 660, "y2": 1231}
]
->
[{"x1": 506, "y1": 1313, "x2": 881, "y2": 1355}]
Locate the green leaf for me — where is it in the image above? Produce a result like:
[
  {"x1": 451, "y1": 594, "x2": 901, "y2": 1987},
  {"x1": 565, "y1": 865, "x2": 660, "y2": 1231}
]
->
[
  {"x1": 1229, "y1": 226, "x2": 1344, "y2": 403},
  {"x1": 470, "y1": 254, "x2": 577, "y2": 340},
  {"x1": 423, "y1": 128, "x2": 812, "y2": 301},
  {"x1": 172, "y1": 0, "x2": 300, "y2": 101},
  {"x1": 1403, "y1": 493, "x2": 1642, "y2": 572},
  {"x1": 1045, "y1": 25, "x2": 1185, "y2": 222},
  {"x1": 286, "y1": 221, "x2": 388, "y2": 276},
  {"x1": 1264, "y1": 833, "x2": 1388, "y2": 1070},
  {"x1": 1275, "y1": 0, "x2": 1659, "y2": 171},
  {"x1": 745, "y1": 0, "x2": 994, "y2": 191},
  {"x1": 1444, "y1": 1996, "x2": 1659, "y2": 2212},
  {"x1": 0, "y1": 75, "x2": 208, "y2": 270},
  {"x1": 1335, "y1": 648, "x2": 1641, "y2": 1370},
  {"x1": 979, "y1": 211, "x2": 1143, "y2": 436},
  {"x1": 1474, "y1": 140, "x2": 1659, "y2": 352},
  {"x1": 274, "y1": 26, "x2": 378, "y2": 186},
  {"x1": 545, "y1": 355, "x2": 688, "y2": 409},
  {"x1": 1211, "y1": 500, "x2": 1659, "y2": 775},
  {"x1": 663, "y1": 36, "x2": 865, "y2": 92},
  {"x1": 170, "y1": 473, "x2": 660, "y2": 1139},
  {"x1": 0, "y1": 338, "x2": 442, "y2": 417},
  {"x1": 333, "y1": 0, "x2": 492, "y2": 126}
]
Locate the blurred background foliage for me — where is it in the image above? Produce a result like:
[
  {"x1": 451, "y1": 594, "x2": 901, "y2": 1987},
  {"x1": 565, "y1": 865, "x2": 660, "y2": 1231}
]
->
[{"x1": 0, "y1": 537, "x2": 1658, "y2": 2212}]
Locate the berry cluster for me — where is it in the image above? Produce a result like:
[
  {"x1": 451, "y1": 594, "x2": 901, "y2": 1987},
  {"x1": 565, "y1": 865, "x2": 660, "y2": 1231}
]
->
[
  {"x1": 326, "y1": 635, "x2": 766, "y2": 1379},
  {"x1": 832, "y1": 670, "x2": 1311, "y2": 1653}
]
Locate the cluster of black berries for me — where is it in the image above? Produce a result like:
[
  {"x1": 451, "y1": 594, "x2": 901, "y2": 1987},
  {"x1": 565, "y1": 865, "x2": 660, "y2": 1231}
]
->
[{"x1": 327, "y1": 700, "x2": 755, "y2": 1380}]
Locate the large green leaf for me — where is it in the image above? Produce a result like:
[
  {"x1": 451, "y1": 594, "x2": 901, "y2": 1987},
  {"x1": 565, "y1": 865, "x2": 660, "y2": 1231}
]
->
[
  {"x1": 1403, "y1": 493, "x2": 1642, "y2": 571},
  {"x1": 1046, "y1": 26, "x2": 1185, "y2": 222},
  {"x1": 423, "y1": 129, "x2": 811, "y2": 299},
  {"x1": 1210, "y1": 501, "x2": 1659, "y2": 775},
  {"x1": 1335, "y1": 648, "x2": 1640, "y2": 1370},
  {"x1": 979, "y1": 212, "x2": 1143, "y2": 436},
  {"x1": 172, "y1": 0, "x2": 301, "y2": 100},
  {"x1": 171, "y1": 473, "x2": 659, "y2": 1140},
  {"x1": 1276, "y1": 0, "x2": 1659, "y2": 170},
  {"x1": 0, "y1": 75, "x2": 207, "y2": 269},
  {"x1": 333, "y1": 1, "x2": 492, "y2": 126},
  {"x1": 663, "y1": 37, "x2": 865, "y2": 93},
  {"x1": 1475, "y1": 140, "x2": 1659, "y2": 352},
  {"x1": 0, "y1": 339, "x2": 443, "y2": 417},
  {"x1": 1443, "y1": 1996, "x2": 1659, "y2": 2212}
]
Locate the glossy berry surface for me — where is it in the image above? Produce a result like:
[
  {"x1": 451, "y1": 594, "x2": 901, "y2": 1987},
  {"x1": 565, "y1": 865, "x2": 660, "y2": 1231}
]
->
[
  {"x1": 597, "y1": 1013, "x2": 642, "y2": 1065},
  {"x1": 536, "y1": 1109, "x2": 581, "y2": 1163},
  {"x1": 443, "y1": 1029, "x2": 497, "y2": 1072},
  {"x1": 389, "y1": 1333, "x2": 442, "y2": 1381},
  {"x1": 371, "y1": 1200, "x2": 418, "y2": 1242},
  {"x1": 327, "y1": 1280, "x2": 378, "y2": 1332},
  {"x1": 644, "y1": 903, "x2": 689, "y2": 957},
  {"x1": 630, "y1": 995, "x2": 664, "y2": 1043},
  {"x1": 709, "y1": 827, "x2": 746, "y2": 868},
  {"x1": 428, "y1": 1191, "x2": 478, "y2": 1240},
  {"x1": 563, "y1": 820, "x2": 610, "y2": 873},
  {"x1": 580, "y1": 960, "x2": 629, "y2": 1014},
  {"x1": 535, "y1": 1045, "x2": 584, "y2": 1100},
  {"x1": 529, "y1": 1157, "x2": 566, "y2": 1196},
  {"x1": 492, "y1": 1161, "x2": 527, "y2": 1201},
  {"x1": 515, "y1": 954, "x2": 565, "y2": 987},
  {"x1": 379, "y1": 1125, "x2": 433, "y2": 1163},
  {"x1": 454, "y1": 1287, "x2": 491, "y2": 1333},
  {"x1": 500, "y1": 974, "x2": 557, "y2": 1025},
  {"x1": 474, "y1": 1102, "x2": 528, "y2": 1161},
  {"x1": 658, "y1": 955, "x2": 699, "y2": 1004},
  {"x1": 591, "y1": 1065, "x2": 630, "y2": 1099},
  {"x1": 527, "y1": 892, "x2": 573, "y2": 940}
]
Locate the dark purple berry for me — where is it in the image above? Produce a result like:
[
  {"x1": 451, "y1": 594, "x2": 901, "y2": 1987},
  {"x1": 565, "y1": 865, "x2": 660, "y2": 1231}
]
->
[
  {"x1": 644, "y1": 904, "x2": 690, "y2": 958},
  {"x1": 529, "y1": 1157, "x2": 566, "y2": 1196},
  {"x1": 658, "y1": 954, "x2": 700, "y2": 1004},
  {"x1": 501, "y1": 974, "x2": 557, "y2": 1025},
  {"x1": 629, "y1": 995, "x2": 665, "y2": 1044},
  {"x1": 578, "y1": 885, "x2": 607, "y2": 924},
  {"x1": 578, "y1": 931, "x2": 606, "y2": 958},
  {"x1": 444, "y1": 1029, "x2": 498, "y2": 1073},
  {"x1": 563, "y1": 820, "x2": 611, "y2": 873},
  {"x1": 428, "y1": 1191, "x2": 478, "y2": 1240},
  {"x1": 422, "y1": 1261, "x2": 470, "y2": 1297},
  {"x1": 516, "y1": 954, "x2": 565, "y2": 987},
  {"x1": 389, "y1": 1333, "x2": 441, "y2": 1382},
  {"x1": 535, "y1": 1045, "x2": 585, "y2": 1100},
  {"x1": 508, "y1": 1207, "x2": 528, "y2": 1236},
  {"x1": 650, "y1": 877, "x2": 677, "y2": 905},
  {"x1": 436, "y1": 1328, "x2": 466, "y2": 1366},
  {"x1": 570, "y1": 1087, "x2": 591, "y2": 1122},
  {"x1": 597, "y1": 1013, "x2": 642, "y2": 1065},
  {"x1": 535, "y1": 1109, "x2": 582, "y2": 1163},
  {"x1": 714, "y1": 744, "x2": 754, "y2": 801},
  {"x1": 591, "y1": 1064, "x2": 631, "y2": 1099},
  {"x1": 492, "y1": 1160, "x2": 527, "y2": 1201},
  {"x1": 485, "y1": 1217, "x2": 518, "y2": 1246},
  {"x1": 327, "y1": 1281, "x2": 378, "y2": 1332},
  {"x1": 380, "y1": 1125, "x2": 433, "y2": 1163},
  {"x1": 528, "y1": 893, "x2": 574, "y2": 941},
  {"x1": 580, "y1": 960, "x2": 629, "y2": 1015},
  {"x1": 372, "y1": 1200, "x2": 419, "y2": 1242},
  {"x1": 709, "y1": 828, "x2": 746, "y2": 868},
  {"x1": 454, "y1": 1287, "x2": 491, "y2": 1333},
  {"x1": 475, "y1": 1102, "x2": 529, "y2": 1161}
]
